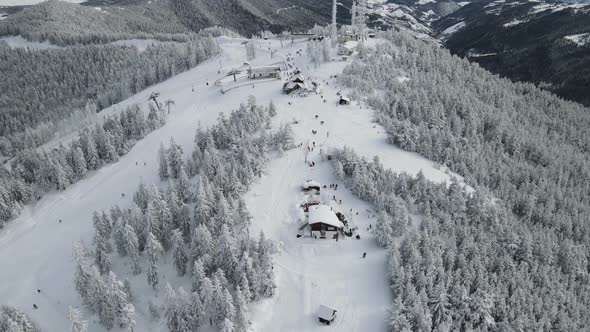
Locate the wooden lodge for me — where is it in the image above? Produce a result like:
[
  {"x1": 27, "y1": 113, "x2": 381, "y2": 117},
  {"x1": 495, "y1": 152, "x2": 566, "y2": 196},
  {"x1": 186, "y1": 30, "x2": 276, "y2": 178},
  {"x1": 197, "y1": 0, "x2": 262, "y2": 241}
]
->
[{"x1": 308, "y1": 205, "x2": 344, "y2": 239}]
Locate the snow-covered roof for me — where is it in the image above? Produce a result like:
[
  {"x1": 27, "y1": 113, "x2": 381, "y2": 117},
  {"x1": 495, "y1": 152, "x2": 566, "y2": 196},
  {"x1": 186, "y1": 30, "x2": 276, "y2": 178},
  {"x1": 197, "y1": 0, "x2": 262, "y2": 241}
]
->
[
  {"x1": 308, "y1": 205, "x2": 344, "y2": 228},
  {"x1": 249, "y1": 65, "x2": 281, "y2": 74},
  {"x1": 290, "y1": 74, "x2": 306, "y2": 83},
  {"x1": 318, "y1": 304, "x2": 337, "y2": 320},
  {"x1": 303, "y1": 180, "x2": 320, "y2": 189},
  {"x1": 340, "y1": 96, "x2": 351, "y2": 102},
  {"x1": 343, "y1": 41, "x2": 358, "y2": 49}
]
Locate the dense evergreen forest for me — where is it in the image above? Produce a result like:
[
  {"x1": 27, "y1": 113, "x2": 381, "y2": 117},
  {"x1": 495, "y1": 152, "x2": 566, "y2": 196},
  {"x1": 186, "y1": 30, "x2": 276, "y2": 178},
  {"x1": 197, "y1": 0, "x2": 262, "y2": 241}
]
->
[
  {"x1": 74, "y1": 99, "x2": 291, "y2": 331},
  {"x1": 0, "y1": 36, "x2": 218, "y2": 157},
  {"x1": 339, "y1": 30, "x2": 590, "y2": 330},
  {"x1": 0, "y1": 103, "x2": 166, "y2": 228}
]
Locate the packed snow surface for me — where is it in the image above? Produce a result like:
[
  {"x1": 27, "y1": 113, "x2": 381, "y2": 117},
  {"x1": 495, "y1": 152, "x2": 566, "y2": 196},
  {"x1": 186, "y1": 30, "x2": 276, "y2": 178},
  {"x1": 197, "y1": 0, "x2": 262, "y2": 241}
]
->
[{"x1": 0, "y1": 36, "x2": 461, "y2": 331}]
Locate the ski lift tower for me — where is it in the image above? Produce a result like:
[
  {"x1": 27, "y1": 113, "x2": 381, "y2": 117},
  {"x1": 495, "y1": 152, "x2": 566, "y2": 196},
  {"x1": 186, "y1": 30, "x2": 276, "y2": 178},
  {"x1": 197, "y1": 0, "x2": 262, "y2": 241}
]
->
[{"x1": 149, "y1": 92, "x2": 161, "y2": 110}]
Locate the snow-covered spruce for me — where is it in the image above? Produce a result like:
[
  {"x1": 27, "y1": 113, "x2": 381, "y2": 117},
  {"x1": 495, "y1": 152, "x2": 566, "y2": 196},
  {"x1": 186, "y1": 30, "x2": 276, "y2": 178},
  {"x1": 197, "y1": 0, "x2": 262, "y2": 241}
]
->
[
  {"x1": 339, "y1": 30, "x2": 590, "y2": 330},
  {"x1": 0, "y1": 305, "x2": 39, "y2": 332},
  {"x1": 75, "y1": 99, "x2": 287, "y2": 331}
]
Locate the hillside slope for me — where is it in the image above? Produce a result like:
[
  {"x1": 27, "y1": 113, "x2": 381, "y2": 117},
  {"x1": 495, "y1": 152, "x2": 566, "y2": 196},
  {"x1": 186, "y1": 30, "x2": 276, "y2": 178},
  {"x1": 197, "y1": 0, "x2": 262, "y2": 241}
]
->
[{"x1": 434, "y1": 0, "x2": 590, "y2": 106}]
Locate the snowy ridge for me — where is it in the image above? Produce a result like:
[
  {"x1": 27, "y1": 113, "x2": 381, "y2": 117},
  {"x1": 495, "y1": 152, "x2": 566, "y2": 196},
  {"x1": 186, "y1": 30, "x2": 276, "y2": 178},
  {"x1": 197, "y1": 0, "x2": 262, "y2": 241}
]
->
[{"x1": 564, "y1": 32, "x2": 590, "y2": 46}]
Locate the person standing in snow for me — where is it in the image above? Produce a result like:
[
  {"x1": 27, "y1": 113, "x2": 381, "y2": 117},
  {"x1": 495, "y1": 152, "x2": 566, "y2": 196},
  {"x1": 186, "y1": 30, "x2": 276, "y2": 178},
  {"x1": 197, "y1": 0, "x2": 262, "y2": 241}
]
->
[{"x1": 363, "y1": 252, "x2": 366, "y2": 258}]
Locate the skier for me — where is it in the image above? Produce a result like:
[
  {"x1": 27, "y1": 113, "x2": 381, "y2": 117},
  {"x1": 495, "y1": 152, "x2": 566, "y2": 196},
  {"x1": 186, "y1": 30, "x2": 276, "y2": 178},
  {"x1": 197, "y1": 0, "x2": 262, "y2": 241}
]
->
[
  {"x1": 333, "y1": 195, "x2": 336, "y2": 200},
  {"x1": 37, "y1": 289, "x2": 41, "y2": 293},
  {"x1": 136, "y1": 161, "x2": 138, "y2": 166},
  {"x1": 363, "y1": 252, "x2": 366, "y2": 258},
  {"x1": 33, "y1": 304, "x2": 38, "y2": 309},
  {"x1": 59, "y1": 219, "x2": 62, "y2": 223}
]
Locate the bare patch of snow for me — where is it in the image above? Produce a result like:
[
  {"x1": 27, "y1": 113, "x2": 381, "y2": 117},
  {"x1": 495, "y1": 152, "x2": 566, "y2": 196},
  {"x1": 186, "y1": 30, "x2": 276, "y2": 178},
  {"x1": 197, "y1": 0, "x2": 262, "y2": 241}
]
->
[
  {"x1": 442, "y1": 21, "x2": 466, "y2": 36},
  {"x1": 0, "y1": 35, "x2": 60, "y2": 50},
  {"x1": 564, "y1": 33, "x2": 590, "y2": 46},
  {"x1": 504, "y1": 18, "x2": 527, "y2": 27}
]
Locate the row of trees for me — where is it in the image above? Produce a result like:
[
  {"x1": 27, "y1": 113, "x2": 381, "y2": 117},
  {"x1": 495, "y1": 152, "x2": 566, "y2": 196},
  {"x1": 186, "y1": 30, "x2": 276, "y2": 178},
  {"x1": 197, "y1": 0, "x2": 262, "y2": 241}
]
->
[
  {"x1": 0, "y1": 104, "x2": 166, "y2": 228},
  {"x1": 0, "y1": 35, "x2": 218, "y2": 157},
  {"x1": 339, "y1": 30, "x2": 590, "y2": 330},
  {"x1": 75, "y1": 99, "x2": 288, "y2": 331}
]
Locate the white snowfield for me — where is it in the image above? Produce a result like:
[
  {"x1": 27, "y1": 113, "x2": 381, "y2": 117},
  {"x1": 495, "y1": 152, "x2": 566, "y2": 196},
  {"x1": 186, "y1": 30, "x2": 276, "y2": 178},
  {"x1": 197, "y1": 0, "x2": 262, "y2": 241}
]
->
[{"x1": 0, "y1": 36, "x2": 459, "y2": 331}]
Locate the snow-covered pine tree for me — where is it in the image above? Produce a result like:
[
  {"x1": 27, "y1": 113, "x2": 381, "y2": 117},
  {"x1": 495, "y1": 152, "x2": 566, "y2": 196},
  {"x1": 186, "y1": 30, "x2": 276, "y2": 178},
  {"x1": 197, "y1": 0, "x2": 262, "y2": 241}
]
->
[
  {"x1": 94, "y1": 230, "x2": 112, "y2": 275},
  {"x1": 72, "y1": 146, "x2": 87, "y2": 179},
  {"x1": 176, "y1": 166, "x2": 191, "y2": 203},
  {"x1": 178, "y1": 203, "x2": 192, "y2": 243},
  {"x1": 68, "y1": 306, "x2": 88, "y2": 332},
  {"x1": 172, "y1": 229, "x2": 188, "y2": 276},
  {"x1": 159, "y1": 142, "x2": 169, "y2": 180},
  {"x1": 167, "y1": 138, "x2": 184, "y2": 179},
  {"x1": 119, "y1": 303, "x2": 136, "y2": 331},
  {"x1": 192, "y1": 224, "x2": 213, "y2": 270},
  {"x1": 256, "y1": 231, "x2": 276, "y2": 298},
  {"x1": 0, "y1": 305, "x2": 38, "y2": 332},
  {"x1": 233, "y1": 285, "x2": 249, "y2": 332}
]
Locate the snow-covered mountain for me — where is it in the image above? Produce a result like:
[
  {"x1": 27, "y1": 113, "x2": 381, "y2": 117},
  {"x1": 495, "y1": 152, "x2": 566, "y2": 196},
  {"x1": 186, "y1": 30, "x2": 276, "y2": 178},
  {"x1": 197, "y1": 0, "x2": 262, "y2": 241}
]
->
[
  {"x1": 362, "y1": 0, "x2": 590, "y2": 105},
  {"x1": 435, "y1": 0, "x2": 590, "y2": 106}
]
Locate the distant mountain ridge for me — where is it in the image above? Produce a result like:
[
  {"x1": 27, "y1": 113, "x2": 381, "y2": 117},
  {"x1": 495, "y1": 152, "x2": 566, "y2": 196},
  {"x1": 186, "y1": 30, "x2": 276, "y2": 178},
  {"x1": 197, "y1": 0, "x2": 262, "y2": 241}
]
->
[
  {"x1": 0, "y1": 0, "x2": 353, "y2": 40},
  {"x1": 434, "y1": 0, "x2": 590, "y2": 106},
  {"x1": 367, "y1": 0, "x2": 590, "y2": 106}
]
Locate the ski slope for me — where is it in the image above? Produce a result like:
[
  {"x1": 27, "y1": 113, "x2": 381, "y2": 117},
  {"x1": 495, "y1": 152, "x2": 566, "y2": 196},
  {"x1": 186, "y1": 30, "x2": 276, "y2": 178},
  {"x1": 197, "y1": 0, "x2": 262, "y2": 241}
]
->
[{"x1": 0, "y1": 36, "x2": 461, "y2": 331}]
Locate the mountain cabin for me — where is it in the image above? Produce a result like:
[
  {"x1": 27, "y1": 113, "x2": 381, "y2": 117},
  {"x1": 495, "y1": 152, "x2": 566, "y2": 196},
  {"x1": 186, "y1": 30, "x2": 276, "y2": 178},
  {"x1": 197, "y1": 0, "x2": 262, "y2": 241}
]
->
[
  {"x1": 308, "y1": 205, "x2": 344, "y2": 239},
  {"x1": 318, "y1": 304, "x2": 337, "y2": 325}
]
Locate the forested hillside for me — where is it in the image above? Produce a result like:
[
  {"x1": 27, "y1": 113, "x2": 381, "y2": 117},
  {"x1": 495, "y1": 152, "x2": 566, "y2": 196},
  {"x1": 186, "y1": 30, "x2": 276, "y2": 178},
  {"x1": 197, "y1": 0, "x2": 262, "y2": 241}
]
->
[
  {"x1": 340, "y1": 30, "x2": 590, "y2": 330},
  {"x1": 435, "y1": 0, "x2": 590, "y2": 106},
  {"x1": 0, "y1": 0, "x2": 343, "y2": 43},
  {"x1": 0, "y1": 36, "x2": 218, "y2": 157},
  {"x1": 74, "y1": 99, "x2": 287, "y2": 330}
]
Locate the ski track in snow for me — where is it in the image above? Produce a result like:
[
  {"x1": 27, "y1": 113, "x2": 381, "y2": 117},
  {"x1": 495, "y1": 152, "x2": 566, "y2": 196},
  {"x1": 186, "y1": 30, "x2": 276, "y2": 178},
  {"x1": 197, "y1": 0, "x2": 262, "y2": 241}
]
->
[{"x1": 0, "y1": 37, "x2": 461, "y2": 331}]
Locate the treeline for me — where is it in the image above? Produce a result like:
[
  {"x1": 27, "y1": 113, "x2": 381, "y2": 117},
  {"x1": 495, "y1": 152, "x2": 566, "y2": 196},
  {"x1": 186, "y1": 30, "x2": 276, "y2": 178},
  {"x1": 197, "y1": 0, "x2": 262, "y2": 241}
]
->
[
  {"x1": 0, "y1": 35, "x2": 218, "y2": 157},
  {"x1": 75, "y1": 99, "x2": 291, "y2": 331},
  {"x1": 0, "y1": 104, "x2": 166, "y2": 228},
  {"x1": 339, "y1": 30, "x2": 590, "y2": 330},
  {"x1": 332, "y1": 148, "x2": 589, "y2": 331}
]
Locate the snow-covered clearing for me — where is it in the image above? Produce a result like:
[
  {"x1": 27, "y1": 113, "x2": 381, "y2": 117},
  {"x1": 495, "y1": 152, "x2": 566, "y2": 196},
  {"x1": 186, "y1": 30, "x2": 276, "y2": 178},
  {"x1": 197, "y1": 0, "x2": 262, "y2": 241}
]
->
[
  {"x1": 0, "y1": 35, "x2": 60, "y2": 49},
  {"x1": 110, "y1": 39, "x2": 165, "y2": 52},
  {"x1": 503, "y1": 18, "x2": 527, "y2": 27},
  {"x1": 0, "y1": 36, "x2": 459, "y2": 331}
]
